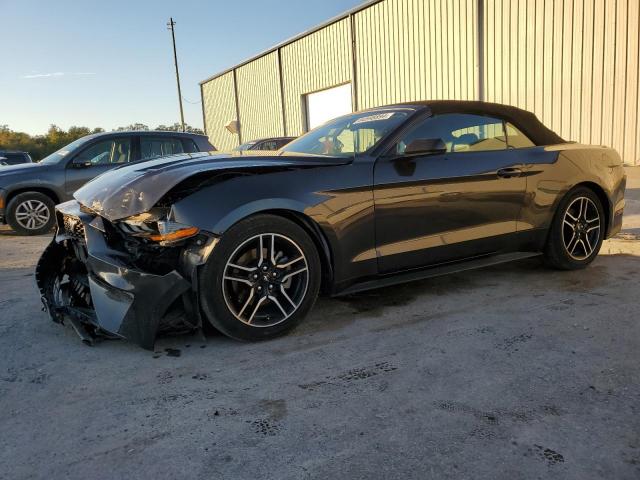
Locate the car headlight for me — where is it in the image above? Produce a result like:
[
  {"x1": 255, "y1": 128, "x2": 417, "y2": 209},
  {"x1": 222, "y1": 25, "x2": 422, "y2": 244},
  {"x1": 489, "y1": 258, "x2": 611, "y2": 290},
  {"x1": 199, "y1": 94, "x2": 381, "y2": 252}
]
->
[
  {"x1": 119, "y1": 208, "x2": 199, "y2": 245},
  {"x1": 149, "y1": 221, "x2": 199, "y2": 243}
]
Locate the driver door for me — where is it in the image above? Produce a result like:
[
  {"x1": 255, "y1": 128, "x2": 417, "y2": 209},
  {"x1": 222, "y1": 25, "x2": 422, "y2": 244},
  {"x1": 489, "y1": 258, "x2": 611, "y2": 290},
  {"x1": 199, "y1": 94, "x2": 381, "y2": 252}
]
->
[
  {"x1": 373, "y1": 113, "x2": 527, "y2": 273},
  {"x1": 65, "y1": 137, "x2": 133, "y2": 196}
]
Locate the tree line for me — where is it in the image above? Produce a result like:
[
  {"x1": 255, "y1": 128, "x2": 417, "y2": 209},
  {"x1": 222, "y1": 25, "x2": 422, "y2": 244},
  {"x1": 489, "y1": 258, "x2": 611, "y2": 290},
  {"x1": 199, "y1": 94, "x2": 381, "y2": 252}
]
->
[{"x1": 0, "y1": 123, "x2": 205, "y2": 161}]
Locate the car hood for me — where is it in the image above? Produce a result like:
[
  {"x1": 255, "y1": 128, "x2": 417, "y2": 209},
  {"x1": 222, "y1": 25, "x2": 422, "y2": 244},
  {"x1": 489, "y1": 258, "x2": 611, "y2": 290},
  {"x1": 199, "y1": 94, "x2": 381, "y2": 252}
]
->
[{"x1": 74, "y1": 151, "x2": 351, "y2": 221}]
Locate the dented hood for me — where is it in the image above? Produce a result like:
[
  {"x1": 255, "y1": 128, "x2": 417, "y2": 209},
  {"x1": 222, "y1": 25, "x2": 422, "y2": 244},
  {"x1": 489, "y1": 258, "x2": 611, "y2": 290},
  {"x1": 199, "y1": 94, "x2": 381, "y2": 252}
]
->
[{"x1": 74, "y1": 151, "x2": 350, "y2": 221}]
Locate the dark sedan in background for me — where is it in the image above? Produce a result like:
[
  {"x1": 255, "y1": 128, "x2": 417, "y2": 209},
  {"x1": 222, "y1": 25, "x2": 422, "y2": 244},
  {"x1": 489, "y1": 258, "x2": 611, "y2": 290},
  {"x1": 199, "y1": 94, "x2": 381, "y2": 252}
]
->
[
  {"x1": 0, "y1": 131, "x2": 214, "y2": 235},
  {"x1": 233, "y1": 136, "x2": 296, "y2": 151},
  {"x1": 36, "y1": 101, "x2": 625, "y2": 349},
  {"x1": 0, "y1": 151, "x2": 32, "y2": 166}
]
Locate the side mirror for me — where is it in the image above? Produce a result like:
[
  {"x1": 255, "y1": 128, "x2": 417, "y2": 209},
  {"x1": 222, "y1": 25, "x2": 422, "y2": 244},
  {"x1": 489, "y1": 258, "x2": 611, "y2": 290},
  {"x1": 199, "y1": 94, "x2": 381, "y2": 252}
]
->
[
  {"x1": 404, "y1": 138, "x2": 447, "y2": 156},
  {"x1": 72, "y1": 160, "x2": 92, "y2": 169}
]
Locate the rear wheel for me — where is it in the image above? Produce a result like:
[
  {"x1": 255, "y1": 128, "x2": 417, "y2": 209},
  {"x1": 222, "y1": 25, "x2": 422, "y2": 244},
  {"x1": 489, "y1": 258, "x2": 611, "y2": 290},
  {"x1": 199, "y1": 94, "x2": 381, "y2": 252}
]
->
[
  {"x1": 199, "y1": 214, "x2": 321, "y2": 341},
  {"x1": 6, "y1": 192, "x2": 56, "y2": 236},
  {"x1": 544, "y1": 187, "x2": 605, "y2": 270}
]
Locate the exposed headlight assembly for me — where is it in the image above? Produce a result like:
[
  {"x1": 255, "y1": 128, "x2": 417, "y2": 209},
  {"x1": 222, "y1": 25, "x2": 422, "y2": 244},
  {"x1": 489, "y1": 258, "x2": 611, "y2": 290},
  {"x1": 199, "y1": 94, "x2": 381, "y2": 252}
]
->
[
  {"x1": 149, "y1": 221, "x2": 199, "y2": 244},
  {"x1": 119, "y1": 208, "x2": 199, "y2": 246}
]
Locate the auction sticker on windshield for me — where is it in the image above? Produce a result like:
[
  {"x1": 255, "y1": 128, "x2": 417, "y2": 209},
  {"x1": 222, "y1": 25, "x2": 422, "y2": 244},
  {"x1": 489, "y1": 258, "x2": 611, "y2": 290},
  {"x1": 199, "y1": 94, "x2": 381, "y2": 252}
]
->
[{"x1": 353, "y1": 112, "x2": 396, "y2": 124}]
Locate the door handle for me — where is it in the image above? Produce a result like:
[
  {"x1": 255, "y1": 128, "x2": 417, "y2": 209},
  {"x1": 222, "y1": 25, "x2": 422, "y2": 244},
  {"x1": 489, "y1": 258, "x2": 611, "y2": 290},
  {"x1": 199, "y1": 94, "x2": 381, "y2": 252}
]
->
[{"x1": 497, "y1": 167, "x2": 523, "y2": 178}]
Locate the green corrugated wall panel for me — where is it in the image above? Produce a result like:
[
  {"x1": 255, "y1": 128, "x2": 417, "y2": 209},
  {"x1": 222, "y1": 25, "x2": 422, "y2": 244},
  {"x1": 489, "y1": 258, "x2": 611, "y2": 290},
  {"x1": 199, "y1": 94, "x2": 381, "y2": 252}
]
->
[
  {"x1": 484, "y1": 0, "x2": 640, "y2": 165},
  {"x1": 280, "y1": 18, "x2": 353, "y2": 136},
  {"x1": 354, "y1": 0, "x2": 478, "y2": 110},
  {"x1": 236, "y1": 51, "x2": 284, "y2": 142},
  {"x1": 201, "y1": 71, "x2": 238, "y2": 151}
]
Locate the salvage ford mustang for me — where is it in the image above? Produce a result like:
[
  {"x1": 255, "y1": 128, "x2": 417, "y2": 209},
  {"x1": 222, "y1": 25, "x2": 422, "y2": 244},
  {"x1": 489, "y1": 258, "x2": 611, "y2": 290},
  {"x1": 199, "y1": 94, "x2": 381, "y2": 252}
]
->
[{"x1": 36, "y1": 101, "x2": 626, "y2": 349}]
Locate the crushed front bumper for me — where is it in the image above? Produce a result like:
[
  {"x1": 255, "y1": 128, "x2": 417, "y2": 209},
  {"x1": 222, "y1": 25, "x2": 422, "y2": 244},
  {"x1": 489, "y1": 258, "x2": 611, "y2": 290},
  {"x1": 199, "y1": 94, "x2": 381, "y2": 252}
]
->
[
  {"x1": 35, "y1": 200, "x2": 216, "y2": 350},
  {"x1": 0, "y1": 188, "x2": 6, "y2": 223}
]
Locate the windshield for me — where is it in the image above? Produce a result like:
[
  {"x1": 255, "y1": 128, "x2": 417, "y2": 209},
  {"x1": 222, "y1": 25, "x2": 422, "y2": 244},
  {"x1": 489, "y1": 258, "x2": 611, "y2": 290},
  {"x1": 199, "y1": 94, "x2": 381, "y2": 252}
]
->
[
  {"x1": 40, "y1": 137, "x2": 92, "y2": 164},
  {"x1": 281, "y1": 109, "x2": 411, "y2": 157}
]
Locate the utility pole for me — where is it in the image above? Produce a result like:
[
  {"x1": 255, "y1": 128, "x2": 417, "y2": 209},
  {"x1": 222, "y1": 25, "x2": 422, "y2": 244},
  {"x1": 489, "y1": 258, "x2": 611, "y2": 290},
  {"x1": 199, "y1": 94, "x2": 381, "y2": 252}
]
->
[{"x1": 167, "y1": 17, "x2": 185, "y2": 132}]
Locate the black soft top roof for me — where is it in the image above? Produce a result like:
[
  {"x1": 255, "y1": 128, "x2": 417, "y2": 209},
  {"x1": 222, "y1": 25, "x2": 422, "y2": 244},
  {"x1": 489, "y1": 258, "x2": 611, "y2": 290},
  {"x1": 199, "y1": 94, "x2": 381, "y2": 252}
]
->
[{"x1": 396, "y1": 100, "x2": 565, "y2": 146}]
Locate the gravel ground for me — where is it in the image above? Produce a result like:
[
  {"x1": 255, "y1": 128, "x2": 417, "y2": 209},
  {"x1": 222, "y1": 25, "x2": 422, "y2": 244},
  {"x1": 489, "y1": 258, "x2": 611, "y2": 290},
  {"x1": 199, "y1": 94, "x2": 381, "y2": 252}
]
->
[{"x1": 1, "y1": 168, "x2": 639, "y2": 480}]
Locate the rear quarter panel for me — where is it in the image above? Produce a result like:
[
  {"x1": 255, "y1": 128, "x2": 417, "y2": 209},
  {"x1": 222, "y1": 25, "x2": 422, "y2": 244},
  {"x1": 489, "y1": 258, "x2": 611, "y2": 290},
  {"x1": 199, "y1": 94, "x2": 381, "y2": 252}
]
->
[{"x1": 519, "y1": 144, "x2": 626, "y2": 239}]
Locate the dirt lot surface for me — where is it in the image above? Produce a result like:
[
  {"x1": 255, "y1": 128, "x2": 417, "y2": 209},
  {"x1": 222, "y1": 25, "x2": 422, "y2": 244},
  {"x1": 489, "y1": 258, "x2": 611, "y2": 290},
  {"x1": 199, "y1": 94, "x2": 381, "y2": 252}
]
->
[{"x1": 1, "y1": 169, "x2": 639, "y2": 479}]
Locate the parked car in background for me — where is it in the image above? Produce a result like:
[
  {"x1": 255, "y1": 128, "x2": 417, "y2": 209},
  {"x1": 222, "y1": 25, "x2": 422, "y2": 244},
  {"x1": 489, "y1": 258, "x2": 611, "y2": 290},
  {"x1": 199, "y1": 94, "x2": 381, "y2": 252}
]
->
[
  {"x1": 0, "y1": 131, "x2": 214, "y2": 235},
  {"x1": 36, "y1": 101, "x2": 625, "y2": 349},
  {"x1": 234, "y1": 137, "x2": 296, "y2": 151},
  {"x1": 0, "y1": 151, "x2": 32, "y2": 166}
]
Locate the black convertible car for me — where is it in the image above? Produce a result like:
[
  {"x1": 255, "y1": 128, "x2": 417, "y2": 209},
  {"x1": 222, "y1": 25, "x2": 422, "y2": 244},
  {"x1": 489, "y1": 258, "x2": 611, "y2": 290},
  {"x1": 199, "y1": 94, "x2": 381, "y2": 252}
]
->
[{"x1": 36, "y1": 101, "x2": 626, "y2": 349}]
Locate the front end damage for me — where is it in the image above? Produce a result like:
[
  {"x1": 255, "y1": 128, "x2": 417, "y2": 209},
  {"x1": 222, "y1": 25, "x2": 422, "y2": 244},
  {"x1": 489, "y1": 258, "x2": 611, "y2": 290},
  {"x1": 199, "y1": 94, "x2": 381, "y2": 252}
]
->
[{"x1": 35, "y1": 200, "x2": 217, "y2": 349}]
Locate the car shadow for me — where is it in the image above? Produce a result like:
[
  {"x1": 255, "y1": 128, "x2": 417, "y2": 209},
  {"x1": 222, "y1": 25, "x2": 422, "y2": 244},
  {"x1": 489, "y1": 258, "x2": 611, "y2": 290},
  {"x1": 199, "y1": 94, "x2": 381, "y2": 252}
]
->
[{"x1": 104, "y1": 253, "x2": 640, "y2": 355}]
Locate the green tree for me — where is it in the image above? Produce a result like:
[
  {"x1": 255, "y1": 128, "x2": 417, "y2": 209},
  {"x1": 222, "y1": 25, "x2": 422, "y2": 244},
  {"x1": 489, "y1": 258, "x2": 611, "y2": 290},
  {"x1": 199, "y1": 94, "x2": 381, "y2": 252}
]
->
[
  {"x1": 116, "y1": 123, "x2": 149, "y2": 131},
  {"x1": 0, "y1": 125, "x2": 105, "y2": 161},
  {"x1": 155, "y1": 123, "x2": 204, "y2": 135}
]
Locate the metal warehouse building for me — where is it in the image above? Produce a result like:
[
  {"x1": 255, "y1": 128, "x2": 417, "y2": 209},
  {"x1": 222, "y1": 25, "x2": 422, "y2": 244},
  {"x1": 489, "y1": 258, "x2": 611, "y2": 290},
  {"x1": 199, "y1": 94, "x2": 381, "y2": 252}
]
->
[{"x1": 200, "y1": 0, "x2": 640, "y2": 165}]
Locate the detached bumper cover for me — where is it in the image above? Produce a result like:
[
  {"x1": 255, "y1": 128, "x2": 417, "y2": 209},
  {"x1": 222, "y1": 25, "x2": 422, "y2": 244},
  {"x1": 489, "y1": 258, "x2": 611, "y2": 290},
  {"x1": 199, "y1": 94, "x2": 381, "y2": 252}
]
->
[{"x1": 35, "y1": 201, "x2": 211, "y2": 349}]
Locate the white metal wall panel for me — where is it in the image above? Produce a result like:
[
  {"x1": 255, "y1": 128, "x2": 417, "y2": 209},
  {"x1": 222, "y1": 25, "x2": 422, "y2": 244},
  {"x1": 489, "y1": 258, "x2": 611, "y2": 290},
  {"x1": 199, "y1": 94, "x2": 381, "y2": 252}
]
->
[
  {"x1": 201, "y1": 72, "x2": 238, "y2": 151},
  {"x1": 484, "y1": 0, "x2": 640, "y2": 165}
]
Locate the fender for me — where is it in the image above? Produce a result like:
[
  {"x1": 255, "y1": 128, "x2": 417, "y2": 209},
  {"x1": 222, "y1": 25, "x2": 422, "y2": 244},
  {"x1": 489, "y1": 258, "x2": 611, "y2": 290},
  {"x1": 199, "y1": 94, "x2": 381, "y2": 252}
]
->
[
  {"x1": 168, "y1": 160, "x2": 377, "y2": 288},
  {"x1": 4, "y1": 182, "x2": 65, "y2": 204},
  {"x1": 173, "y1": 198, "x2": 336, "y2": 292},
  {"x1": 172, "y1": 196, "x2": 310, "y2": 234},
  {"x1": 1, "y1": 174, "x2": 66, "y2": 205}
]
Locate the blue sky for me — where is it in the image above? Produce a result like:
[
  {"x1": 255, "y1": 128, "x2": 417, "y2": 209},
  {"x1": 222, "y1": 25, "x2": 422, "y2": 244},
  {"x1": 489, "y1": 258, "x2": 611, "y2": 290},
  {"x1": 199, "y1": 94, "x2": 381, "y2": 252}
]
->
[{"x1": 1, "y1": 0, "x2": 363, "y2": 135}]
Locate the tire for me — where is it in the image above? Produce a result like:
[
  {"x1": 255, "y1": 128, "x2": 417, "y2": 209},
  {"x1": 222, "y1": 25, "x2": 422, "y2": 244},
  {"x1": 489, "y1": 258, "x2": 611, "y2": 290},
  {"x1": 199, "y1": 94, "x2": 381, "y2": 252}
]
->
[
  {"x1": 199, "y1": 214, "x2": 321, "y2": 341},
  {"x1": 6, "y1": 192, "x2": 56, "y2": 236},
  {"x1": 544, "y1": 186, "x2": 605, "y2": 270}
]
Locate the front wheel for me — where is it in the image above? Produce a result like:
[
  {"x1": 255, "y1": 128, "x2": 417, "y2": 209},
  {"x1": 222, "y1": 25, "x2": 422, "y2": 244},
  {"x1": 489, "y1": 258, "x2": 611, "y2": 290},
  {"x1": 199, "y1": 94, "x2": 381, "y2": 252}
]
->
[
  {"x1": 544, "y1": 187, "x2": 605, "y2": 270},
  {"x1": 199, "y1": 214, "x2": 321, "y2": 341},
  {"x1": 6, "y1": 192, "x2": 56, "y2": 236}
]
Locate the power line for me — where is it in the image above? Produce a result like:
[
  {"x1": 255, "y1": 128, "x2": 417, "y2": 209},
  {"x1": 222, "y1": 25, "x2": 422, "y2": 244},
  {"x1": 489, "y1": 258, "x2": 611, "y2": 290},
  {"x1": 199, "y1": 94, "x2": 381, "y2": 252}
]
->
[{"x1": 181, "y1": 96, "x2": 201, "y2": 105}]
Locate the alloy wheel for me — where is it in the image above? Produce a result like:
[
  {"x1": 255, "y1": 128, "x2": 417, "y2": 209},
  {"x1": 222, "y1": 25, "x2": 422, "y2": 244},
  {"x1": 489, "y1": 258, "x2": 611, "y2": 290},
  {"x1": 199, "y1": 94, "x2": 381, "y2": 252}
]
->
[
  {"x1": 561, "y1": 196, "x2": 601, "y2": 260},
  {"x1": 14, "y1": 200, "x2": 50, "y2": 231},
  {"x1": 222, "y1": 233, "x2": 309, "y2": 327}
]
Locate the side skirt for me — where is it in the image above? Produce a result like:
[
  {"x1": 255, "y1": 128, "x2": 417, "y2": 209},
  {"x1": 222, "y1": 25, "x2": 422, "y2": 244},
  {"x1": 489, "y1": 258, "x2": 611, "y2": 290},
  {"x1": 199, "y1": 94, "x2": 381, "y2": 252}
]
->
[{"x1": 334, "y1": 251, "x2": 542, "y2": 296}]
